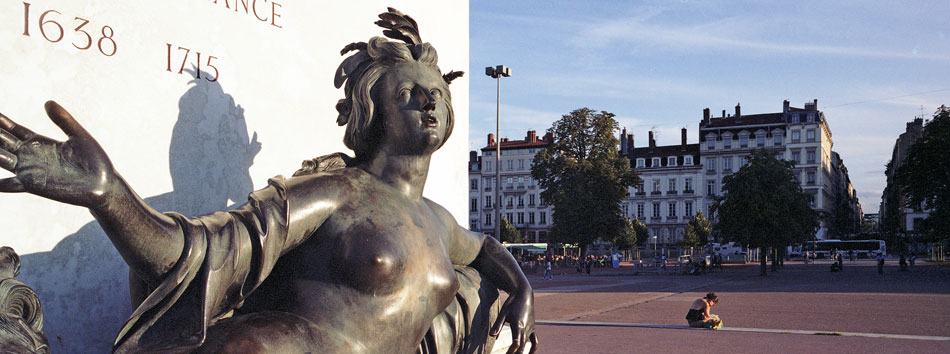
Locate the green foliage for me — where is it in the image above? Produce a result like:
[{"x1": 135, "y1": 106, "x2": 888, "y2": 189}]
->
[
  {"x1": 712, "y1": 149, "x2": 819, "y2": 250},
  {"x1": 681, "y1": 212, "x2": 713, "y2": 249},
  {"x1": 532, "y1": 108, "x2": 639, "y2": 249},
  {"x1": 897, "y1": 105, "x2": 950, "y2": 243},
  {"x1": 614, "y1": 218, "x2": 640, "y2": 250},
  {"x1": 499, "y1": 217, "x2": 523, "y2": 243}
]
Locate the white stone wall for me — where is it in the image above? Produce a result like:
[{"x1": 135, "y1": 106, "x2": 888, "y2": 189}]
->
[{"x1": 0, "y1": 1, "x2": 468, "y2": 352}]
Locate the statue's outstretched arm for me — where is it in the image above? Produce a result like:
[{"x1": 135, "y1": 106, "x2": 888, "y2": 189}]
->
[{"x1": 0, "y1": 101, "x2": 183, "y2": 283}]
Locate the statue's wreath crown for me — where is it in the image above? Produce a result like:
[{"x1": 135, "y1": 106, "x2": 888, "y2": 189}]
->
[{"x1": 333, "y1": 7, "x2": 464, "y2": 92}]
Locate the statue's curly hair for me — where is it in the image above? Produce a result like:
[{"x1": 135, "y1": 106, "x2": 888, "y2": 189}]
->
[{"x1": 333, "y1": 8, "x2": 464, "y2": 161}]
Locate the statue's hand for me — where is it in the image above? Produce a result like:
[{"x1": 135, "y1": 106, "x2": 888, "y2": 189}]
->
[
  {"x1": 492, "y1": 289, "x2": 539, "y2": 354},
  {"x1": 0, "y1": 101, "x2": 117, "y2": 208}
]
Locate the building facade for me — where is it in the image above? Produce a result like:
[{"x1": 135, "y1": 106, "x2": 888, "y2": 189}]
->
[
  {"x1": 619, "y1": 128, "x2": 703, "y2": 251},
  {"x1": 880, "y1": 117, "x2": 930, "y2": 244},
  {"x1": 699, "y1": 100, "x2": 858, "y2": 240},
  {"x1": 468, "y1": 130, "x2": 554, "y2": 242}
]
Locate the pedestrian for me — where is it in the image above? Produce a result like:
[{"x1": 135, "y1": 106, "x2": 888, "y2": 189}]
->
[
  {"x1": 836, "y1": 253, "x2": 843, "y2": 271},
  {"x1": 585, "y1": 256, "x2": 592, "y2": 274},
  {"x1": 543, "y1": 259, "x2": 553, "y2": 280},
  {"x1": 849, "y1": 249, "x2": 855, "y2": 262},
  {"x1": 899, "y1": 254, "x2": 908, "y2": 272},
  {"x1": 910, "y1": 254, "x2": 916, "y2": 268},
  {"x1": 876, "y1": 253, "x2": 885, "y2": 275}
]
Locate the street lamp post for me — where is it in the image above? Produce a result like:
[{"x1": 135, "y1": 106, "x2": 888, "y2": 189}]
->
[{"x1": 485, "y1": 65, "x2": 511, "y2": 241}]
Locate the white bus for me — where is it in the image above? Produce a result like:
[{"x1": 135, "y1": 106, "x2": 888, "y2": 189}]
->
[{"x1": 805, "y1": 240, "x2": 886, "y2": 259}]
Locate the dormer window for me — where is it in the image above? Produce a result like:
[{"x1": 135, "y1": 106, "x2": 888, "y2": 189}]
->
[
  {"x1": 652, "y1": 157, "x2": 662, "y2": 167},
  {"x1": 739, "y1": 135, "x2": 749, "y2": 148},
  {"x1": 722, "y1": 135, "x2": 732, "y2": 149},
  {"x1": 684, "y1": 156, "x2": 693, "y2": 165},
  {"x1": 667, "y1": 157, "x2": 677, "y2": 166},
  {"x1": 636, "y1": 158, "x2": 645, "y2": 168}
]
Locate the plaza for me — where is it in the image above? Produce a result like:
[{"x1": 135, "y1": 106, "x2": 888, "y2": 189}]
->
[{"x1": 521, "y1": 259, "x2": 950, "y2": 353}]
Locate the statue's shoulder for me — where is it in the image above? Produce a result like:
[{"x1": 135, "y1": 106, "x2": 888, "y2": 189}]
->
[
  {"x1": 280, "y1": 153, "x2": 366, "y2": 197},
  {"x1": 292, "y1": 152, "x2": 356, "y2": 177}
]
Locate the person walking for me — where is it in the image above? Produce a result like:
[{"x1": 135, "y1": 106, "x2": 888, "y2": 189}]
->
[
  {"x1": 543, "y1": 260, "x2": 553, "y2": 280},
  {"x1": 876, "y1": 253, "x2": 885, "y2": 275}
]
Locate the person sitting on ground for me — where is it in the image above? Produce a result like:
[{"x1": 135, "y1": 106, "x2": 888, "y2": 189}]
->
[{"x1": 686, "y1": 292, "x2": 722, "y2": 329}]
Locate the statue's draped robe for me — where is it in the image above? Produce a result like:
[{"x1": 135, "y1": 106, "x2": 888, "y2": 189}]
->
[{"x1": 113, "y1": 176, "x2": 500, "y2": 354}]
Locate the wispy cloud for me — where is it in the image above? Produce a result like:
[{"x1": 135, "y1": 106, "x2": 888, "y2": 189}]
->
[{"x1": 571, "y1": 15, "x2": 950, "y2": 61}]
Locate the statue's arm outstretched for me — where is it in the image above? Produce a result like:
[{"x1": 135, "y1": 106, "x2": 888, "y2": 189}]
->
[
  {"x1": 438, "y1": 203, "x2": 538, "y2": 354},
  {"x1": 0, "y1": 101, "x2": 184, "y2": 283}
]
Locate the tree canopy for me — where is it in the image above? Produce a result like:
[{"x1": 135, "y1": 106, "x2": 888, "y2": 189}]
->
[
  {"x1": 712, "y1": 149, "x2": 818, "y2": 275},
  {"x1": 681, "y1": 212, "x2": 713, "y2": 250},
  {"x1": 897, "y1": 105, "x2": 950, "y2": 243},
  {"x1": 499, "y1": 217, "x2": 523, "y2": 244},
  {"x1": 532, "y1": 108, "x2": 639, "y2": 252}
]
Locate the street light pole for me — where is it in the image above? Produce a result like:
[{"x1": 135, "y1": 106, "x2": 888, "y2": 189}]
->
[{"x1": 485, "y1": 65, "x2": 511, "y2": 241}]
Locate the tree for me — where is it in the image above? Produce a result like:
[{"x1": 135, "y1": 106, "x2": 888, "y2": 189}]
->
[
  {"x1": 532, "y1": 108, "x2": 639, "y2": 254},
  {"x1": 712, "y1": 149, "x2": 819, "y2": 276},
  {"x1": 681, "y1": 212, "x2": 712, "y2": 255},
  {"x1": 614, "y1": 218, "x2": 645, "y2": 260},
  {"x1": 499, "y1": 217, "x2": 523, "y2": 243},
  {"x1": 897, "y1": 105, "x2": 950, "y2": 244}
]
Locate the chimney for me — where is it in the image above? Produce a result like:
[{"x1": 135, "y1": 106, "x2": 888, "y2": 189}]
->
[
  {"x1": 487, "y1": 133, "x2": 495, "y2": 146},
  {"x1": 527, "y1": 130, "x2": 537, "y2": 142},
  {"x1": 620, "y1": 128, "x2": 629, "y2": 155},
  {"x1": 735, "y1": 103, "x2": 741, "y2": 118},
  {"x1": 812, "y1": 99, "x2": 818, "y2": 111},
  {"x1": 648, "y1": 131, "x2": 656, "y2": 151},
  {"x1": 543, "y1": 132, "x2": 554, "y2": 143},
  {"x1": 783, "y1": 100, "x2": 790, "y2": 113},
  {"x1": 501, "y1": 138, "x2": 509, "y2": 143},
  {"x1": 681, "y1": 128, "x2": 687, "y2": 151},
  {"x1": 469, "y1": 151, "x2": 478, "y2": 163},
  {"x1": 722, "y1": 109, "x2": 726, "y2": 118},
  {"x1": 628, "y1": 133, "x2": 635, "y2": 151},
  {"x1": 703, "y1": 108, "x2": 710, "y2": 125}
]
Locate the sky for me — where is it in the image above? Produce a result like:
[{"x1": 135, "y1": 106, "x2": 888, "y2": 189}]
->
[{"x1": 468, "y1": 0, "x2": 950, "y2": 214}]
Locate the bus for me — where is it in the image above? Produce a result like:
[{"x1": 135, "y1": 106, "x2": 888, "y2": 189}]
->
[{"x1": 804, "y1": 240, "x2": 886, "y2": 259}]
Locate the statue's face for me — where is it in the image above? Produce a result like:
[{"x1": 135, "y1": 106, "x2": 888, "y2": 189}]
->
[{"x1": 376, "y1": 61, "x2": 452, "y2": 154}]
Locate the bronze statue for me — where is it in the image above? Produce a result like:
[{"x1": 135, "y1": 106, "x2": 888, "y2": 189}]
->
[
  {"x1": 0, "y1": 247, "x2": 48, "y2": 353},
  {"x1": 0, "y1": 8, "x2": 537, "y2": 354}
]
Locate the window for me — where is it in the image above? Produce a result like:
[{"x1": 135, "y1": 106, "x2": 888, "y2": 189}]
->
[
  {"x1": 668, "y1": 202, "x2": 677, "y2": 217},
  {"x1": 470, "y1": 179, "x2": 478, "y2": 190},
  {"x1": 739, "y1": 136, "x2": 749, "y2": 148},
  {"x1": 707, "y1": 138, "x2": 715, "y2": 150},
  {"x1": 507, "y1": 160, "x2": 513, "y2": 170},
  {"x1": 806, "y1": 129, "x2": 815, "y2": 142},
  {"x1": 485, "y1": 178, "x2": 492, "y2": 189},
  {"x1": 517, "y1": 195, "x2": 524, "y2": 207},
  {"x1": 707, "y1": 180, "x2": 716, "y2": 196},
  {"x1": 518, "y1": 176, "x2": 525, "y2": 188},
  {"x1": 529, "y1": 212, "x2": 535, "y2": 224},
  {"x1": 791, "y1": 114, "x2": 800, "y2": 123},
  {"x1": 636, "y1": 182, "x2": 645, "y2": 194},
  {"x1": 791, "y1": 151, "x2": 801, "y2": 164},
  {"x1": 470, "y1": 220, "x2": 477, "y2": 230},
  {"x1": 807, "y1": 113, "x2": 815, "y2": 122},
  {"x1": 668, "y1": 178, "x2": 677, "y2": 192},
  {"x1": 485, "y1": 214, "x2": 492, "y2": 226},
  {"x1": 722, "y1": 156, "x2": 732, "y2": 171},
  {"x1": 791, "y1": 130, "x2": 800, "y2": 143},
  {"x1": 773, "y1": 134, "x2": 782, "y2": 146},
  {"x1": 706, "y1": 157, "x2": 716, "y2": 172},
  {"x1": 756, "y1": 135, "x2": 765, "y2": 147},
  {"x1": 485, "y1": 161, "x2": 492, "y2": 171},
  {"x1": 485, "y1": 196, "x2": 492, "y2": 208},
  {"x1": 685, "y1": 201, "x2": 693, "y2": 216},
  {"x1": 506, "y1": 213, "x2": 513, "y2": 223},
  {"x1": 528, "y1": 194, "x2": 535, "y2": 206},
  {"x1": 807, "y1": 171, "x2": 816, "y2": 185},
  {"x1": 652, "y1": 202, "x2": 661, "y2": 218},
  {"x1": 540, "y1": 212, "x2": 547, "y2": 225},
  {"x1": 684, "y1": 178, "x2": 693, "y2": 192},
  {"x1": 622, "y1": 204, "x2": 629, "y2": 217},
  {"x1": 668, "y1": 157, "x2": 677, "y2": 166},
  {"x1": 636, "y1": 158, "x2": 645, "y2": 168},
  {"x1": 653, "y1": 179, "x2": 661, "y2": 193},
  {"x1": 684, "y1": 156, "x2": 693, "y2": 165},
  {"x1": 518, "y1": 159, "x2": 524, "y2": 170},
  {"x1": 637, "y1": 204, "x2": 644, "y2": 220},
  {"x1": 539, "y1": 195, "x2": 545, "y2": 205},
  {"x1": 470, "y1": 198, "x2": 477, "y2": 212},
  {"x1": 506, "y1": 196, "x2": 513, "y2": 207},
  {"x1": 807, "y1": 150, "x2": 816, "y2": 164},
  {"x1": 517, "y1": 212, "x2": 524, "y2": 224},
  {"x1": 723, "y1": 137, "x2": 732, "y2": 149},
  {"x1": 652, "y1": 157, "x2": 661, "y2": 167}
]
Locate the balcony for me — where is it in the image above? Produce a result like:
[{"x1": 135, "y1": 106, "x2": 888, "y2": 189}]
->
[
  {"x1": 517, "y1": 185, "x2": 525, "y2": 190},
  {"x1": 651, "y1": 191, "x2": 662, "y2": 196},
  {"x1": 528, "y1": 185, "x2": 536, "y2": 190},
  {"x1": 635, "y1": 191, "x2": 646, "y2": 196},
  {"x1": 667, "y1": 216, "x2": 679, "y2": 222},
  {"x1": 683, "y1": 189, "x2": 694, "y2": 194},
  {"x1": 650, "y1": 216, "x2": 662, "y2": 222},
  {"x1": 667, "y1": 190, "x2": 678, "y2": 195},
  {"x1": 484, "y1": 187, "x2": 492, "y2": 191}
]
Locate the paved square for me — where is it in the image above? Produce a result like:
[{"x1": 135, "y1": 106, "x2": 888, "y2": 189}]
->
[{"x1": 525, "y1": 259, "x2": 950, "y2": 353}]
